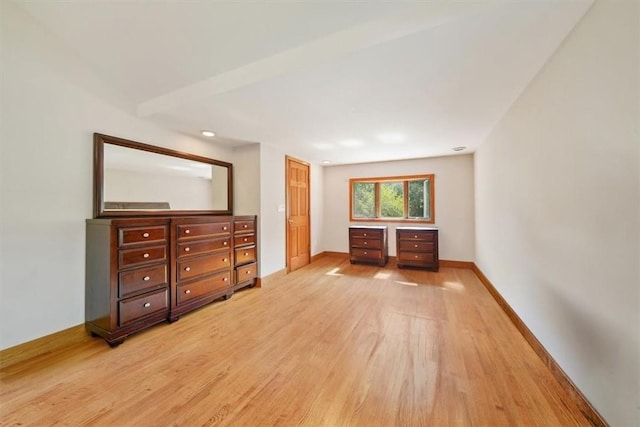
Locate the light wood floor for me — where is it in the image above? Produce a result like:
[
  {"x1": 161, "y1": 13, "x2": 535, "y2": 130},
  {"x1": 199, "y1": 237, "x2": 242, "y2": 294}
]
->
[{"x1": 1, "y1": 255, "x2": 590, "y2": 426}]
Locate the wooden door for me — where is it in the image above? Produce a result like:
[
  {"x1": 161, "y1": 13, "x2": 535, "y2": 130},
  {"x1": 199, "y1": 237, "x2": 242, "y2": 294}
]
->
[{"x1": 286, "y1": 156, "x2": 310, "y2": 272}]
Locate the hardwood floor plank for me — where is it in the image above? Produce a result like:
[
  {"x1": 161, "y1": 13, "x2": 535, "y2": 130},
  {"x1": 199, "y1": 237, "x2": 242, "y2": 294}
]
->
[{"x1": 0, "y1": 256, "x2": 591, "y2": 426}]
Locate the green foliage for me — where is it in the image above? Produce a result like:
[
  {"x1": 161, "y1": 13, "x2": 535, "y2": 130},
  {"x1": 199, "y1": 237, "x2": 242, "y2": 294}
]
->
[
  {"x1": 380, "y1": 182, "x2": 403, "y2": 217},
  {"x1": 408, "y1": 179, "x2": 428, "y2": 218},
  {"x1": 353, "y1": 182, "x2": 375, "y2": 217}
]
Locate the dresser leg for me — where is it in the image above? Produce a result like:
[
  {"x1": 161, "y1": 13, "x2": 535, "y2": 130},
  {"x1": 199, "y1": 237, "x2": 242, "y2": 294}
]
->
[
  {"x1": 223, "y1": 293, "x2": 233, "y2": 300},
  {"x1": 107, "y1": 337, "x2": 125, "y2": 348}
]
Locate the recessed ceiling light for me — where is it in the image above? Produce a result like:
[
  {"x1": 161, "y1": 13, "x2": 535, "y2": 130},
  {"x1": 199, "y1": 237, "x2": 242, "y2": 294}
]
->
[
  {"x1": 322, "y1": 160, "x2": 331, "y2": 165},
  {"x1": 452, "y1": 146, "x2": 467, "y2": 152},
  {"x1": 201, "y1": 130, "x2": 215, "y2": 137}
]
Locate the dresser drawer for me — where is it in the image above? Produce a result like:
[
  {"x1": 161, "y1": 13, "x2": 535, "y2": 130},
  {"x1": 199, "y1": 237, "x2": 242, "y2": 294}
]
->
[
  {"x1": 176, "y1": 237, "x2": 230, "y2": 258},
  {"x1": 177, "y1": 252, "x2": 231, "y2": 281},
  {"x1": 351, "y1": 238, "x2": 381, "y2": 249},
  {"x1": 176, "y1": 271, "x2": 231, "y2": 304},
  {"x1": 234, "y1": 233, "x2": 255, "y2": 247},
  {"x1": 234, "y1": 246, "x2": 256, "y2": 265},
  {"x1": 398, "y1": 252, "x2": 437, "y2": 264},
  {"x1": 119, "y1": 264, "x2": 167, "y2": 298},
  {"x1": 351, "y1": 248, "x2": 382, "y2": 260},
  {"x1": 236, "y1": 262, "x2": 257, "y2": 283},
  {"x1": 119, "y1": 288, "x2": 168, "y2": 326},
  {"x1": 176, "y1": 222, "x2": 231, "y2": 240},
  {"x1": 118, "y1": 245, "x2": 167, "y2": 269},
  {"x1": 398, "y1": 241, "x2": 435, "y2": 252},
  {"x1": 119, "y1": 226, "x2": 167, "y2": 247},
  {"x1": 349, "y1": 229, "x2": 382, "y2": 239},
  {"x1": 234, "y1": 220, "x2": 255, "y2": 233},
  {"x1": 397, "y1": 230, "x2": 436, "y2": 241}
]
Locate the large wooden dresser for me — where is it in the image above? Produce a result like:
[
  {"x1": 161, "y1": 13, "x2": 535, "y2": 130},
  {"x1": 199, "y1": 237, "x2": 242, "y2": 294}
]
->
[
  {"x1": 348, "y1": 225, "x2": 388, "y2": 266},
  {"x1": 396, "y1": 226, "x2": 439, "y2": 271},
  {"x1": 85, "y1": 215, "x2": 258, "y2": 346}
]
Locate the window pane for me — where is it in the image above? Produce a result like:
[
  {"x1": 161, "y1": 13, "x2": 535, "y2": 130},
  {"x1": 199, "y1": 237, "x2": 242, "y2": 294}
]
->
[
  {"x1": 353, "y1": 182, "x2": 375, "y2": 218},
  {"x1": 408, "y1": 179, "x2": 430, "y2": 219},
  {"x1": 380, "y1": 181, "x2": 404, "y2": 218}
]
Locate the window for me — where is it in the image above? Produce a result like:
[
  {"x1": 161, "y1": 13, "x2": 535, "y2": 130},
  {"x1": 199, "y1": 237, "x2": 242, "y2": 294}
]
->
[{"x1": 349, "y1": 174, "x2": 434, "y2": 223}]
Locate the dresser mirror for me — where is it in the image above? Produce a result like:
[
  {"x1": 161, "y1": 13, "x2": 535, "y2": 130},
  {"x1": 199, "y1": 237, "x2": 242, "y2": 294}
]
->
[{"x1": 94, "y1": 133, "x2": 233, "y2": 217}]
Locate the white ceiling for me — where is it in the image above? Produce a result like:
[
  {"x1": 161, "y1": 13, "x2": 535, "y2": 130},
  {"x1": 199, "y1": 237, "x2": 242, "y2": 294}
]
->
[{"x1": 17, "y1": 0, "x2": 592, "y2": 165}]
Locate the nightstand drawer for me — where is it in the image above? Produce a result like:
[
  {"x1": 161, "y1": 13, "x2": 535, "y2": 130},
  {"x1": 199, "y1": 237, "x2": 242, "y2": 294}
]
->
[
  {"x1": 398, "y1": 241, "x2": 434, "y2": 252},
  {"x1": 350, "y1": 229, "x2": 382, "y2": 239},
  {"x1": 397, "y1": 230, "x2": 436, "y2": 241},
  {"x1": 351, "y1": 248, "x2": 382, "y2": 260},
  {"x1": 351, "y1": 238, "x2": 381, "y2": 249},
  {"x1": 398, "y1": 252, "x2": 436, "y2": 264}
]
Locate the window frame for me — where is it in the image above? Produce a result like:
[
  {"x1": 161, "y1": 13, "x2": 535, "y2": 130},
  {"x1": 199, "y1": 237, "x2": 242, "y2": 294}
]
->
[{"x1": 349, "y1": 174, "x2": 435, "y2": 224}]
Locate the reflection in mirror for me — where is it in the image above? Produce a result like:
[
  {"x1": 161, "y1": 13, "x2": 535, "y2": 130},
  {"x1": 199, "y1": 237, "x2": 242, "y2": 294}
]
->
[{"x1": 94, "y1": 134, "x2": 233, "y2": 217}]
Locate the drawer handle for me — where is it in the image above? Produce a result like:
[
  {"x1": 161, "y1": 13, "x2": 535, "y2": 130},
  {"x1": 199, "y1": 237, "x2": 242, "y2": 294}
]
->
[
  {"x1": 415, "y1": 244, "x2": 418, "y2": 248},
  {"x1": 143, "y1": 253, "x2": 150, "y2": 258},
  {"x1": 364, "y1": 233, "x2": 367, "y2": 237},
  {"x1": 185, "y1": 229, "x2": 190, "y2": 234},
  {"x1": 143, "y1": 276, "x2": 150, "y2": 281},
  {"x1": 223, "y1": 258, "x2": 228, "y2": 262},
  {"x1": 185, "y1": 289, "x2": 191, "y2": 294},
  {"x1": 143, "y1": 302, "x2": 151, "y2": 308},
  {"x1": 223, "y1": 226, "x2": 228, "y2": 231},
  {"x1": 185, "y1": 267, "x2": 191, "y2": 272},
  {"x1": 414, "y1": 235, "x2": 418, "y2": 238},
  {"x1": 223, "y1": 241, "x2": 228, "y2": 246},
  {"x1": 243, "y1": 252, "x2": 248, "y2": 256},
  {"x1": 364, "y1": 242, "x2": 367, "y2": 245},
  {"x1": 184, "y1": 247, "x2": 190, "y2": 252},
  {"x1": 364, "y1": 251, "x2": 367, "y2": 255},
  {"x1": 142, "y1": 232, "x2": 150, "y2": 238},
  {"x1": 223, "y1": 277, "x2": 228, "y2": 282},
  {"x1": 243, "y1": 238, "x2": 248, "y2": 242},
  {"x1": 414, "y1": 255, "x2": 419, "y2": 258},
  {"x1": 246, "y1": 270, "x2": 251, "y2": 274},
  {"x1": 243, "y1": 224, "x2": 248, "y2": 228}
]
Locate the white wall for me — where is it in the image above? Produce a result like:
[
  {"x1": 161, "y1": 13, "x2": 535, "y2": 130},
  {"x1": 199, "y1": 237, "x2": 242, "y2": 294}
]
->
[
  {"x1": 258, "y1": 145, "x2": 287, "y2": 277},
  {"x1": 0, "y1": 2, "x2": 234, "y2": 350},
  {"x1": 232, "y1": 144, "x2": 261, "y2": 216},
  {"x1": 322, "y1": 155, "x2": 475, "y2": 260},
  {"x1": 474, "y1": 1, "x2": 639, "y2": 425},
  {"x1": 310, "y1": 160, "x2": 324, "y2": 257}
]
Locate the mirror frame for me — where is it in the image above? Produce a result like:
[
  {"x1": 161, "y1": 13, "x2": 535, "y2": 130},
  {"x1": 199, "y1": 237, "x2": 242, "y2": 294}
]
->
[{"x1": 94, "y1": 133, "x2": 233, "y2": 218}]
